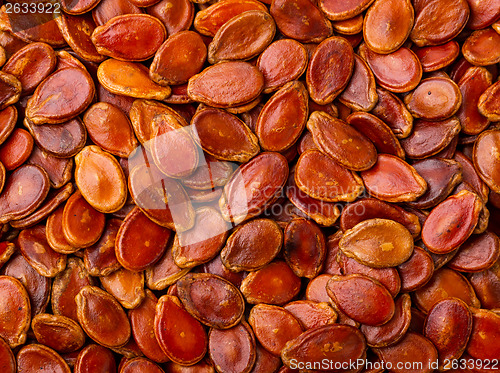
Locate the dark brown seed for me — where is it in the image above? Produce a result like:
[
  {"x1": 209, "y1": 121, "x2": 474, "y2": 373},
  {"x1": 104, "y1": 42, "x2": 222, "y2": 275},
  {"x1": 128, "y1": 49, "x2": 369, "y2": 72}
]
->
[
  {"x1": 307, "y1": 111, "x2": 377, "y2": 171},
  {"x1": 326, "y1": 274, "x2": 395, "y2": 326},
  {"x1": 208, "y1": 10, "x2": 275, "y2": 64},
  {"x1": 177, "y1": 273, "x2": 245, "y2": 329},
  {"x1": 448, "y1": 231, "x2": 500, "y2": 272},
  {"x1": 270, "y1": 0, "x2": 333, "y2": 43},
  {"x1": 306, "y1": 37, "x2": 354, "y2": 104},
  {"x1": 208, "y1": 321, "x2": 256, "y2": 373},
  {"x1": 397, "y1": 247, "x2": 435, "y2": 292},
  {"x1": 423, "y1": 298, "x2": 472, "y2": 367},
  {"x1": 409, "y1": 158, "x2": 463, "y2": 209},
  {"x1": 221, "y1": 218, "x2": 282, "y2": 272},
  {"x1": 284, "y1": 218, "x2": 326, "y2": 278}
]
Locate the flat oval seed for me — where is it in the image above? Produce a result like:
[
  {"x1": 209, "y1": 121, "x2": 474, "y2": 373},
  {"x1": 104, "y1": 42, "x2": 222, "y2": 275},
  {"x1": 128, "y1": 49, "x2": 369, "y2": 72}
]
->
[
  {"x1": 74, "y1": 344, "x2": 117, "y2": 373},
  {"x1": 424, "y1": 298, "x2": 472, "y2": 366},
  {"x1": 361, "y1": 293, "x2": 411, "y2": 347},
  {"x1": 2, "y1": 42, "x2": 56, "y2": 95},
  {"x1": 115, "y1": 207, "x2": 171, "y2": 271},
  {"x1": 466, "y1": 309, "x2": 500, "y2": 360},
  {"x1": 16, "y1": 344, "x2": 71, "y2": 373},
  {"x1": 340, "y1": 218, "x2": 414, "y2": 268},
  {"x1": 373, "y1": 332, "x2": 437, "y2": 373},
  {"x1": 76, "y1": 285, "x2": 131, "y2": 348},
  {"x1": 414, "y1": 268, "x2": 480, "y2": 313},
  {"x1": 75, "y1": 145, "x2": 127, "y2": 213},
  {"x1": 282, "y1": 324, "x2": 366, "y2": 370},
  {"x1": 24, "y1": 117, "x2": 87, "y2": 158},
  {"x1": 346, "y1": 111, "x2": 405, "y2": 158},
  {"x1": 32, "y1": 313, "x2": 85, "y2": 353},
  {"x1": 339, "y1": 54, "x2": 378, "y2": 111},
  {"x1": 92, "y1": 0, "x2": 142, "y2": 26},
  {"x1": 410, "y1": 0, "x2": 469, "y2": 47},
  {"x1": 209, "y1": 322, "x2": 256, "y2": 373},
  {"x1": 456, "y1": 67, "x2": 492, "y2": 135},
  {"x1": 422, "y1": 190, "x2": 482, "y2": 254},
  {"x1": 100, "y1": 268, "x2": 145, "y2": 309},
  {"x1": 371, "y1": 87, "x2": 413, "y2": 138},
  {"x1": 359, "y1": 44, "x2": 422, "y2": 93},
  {"x1": 327, "y1": 274, "x2": 395, "y2": 326},
  {"x1": 188, "y1": 61, "x2": 264, "y2": 108},
  {"x1": 0, "y1": 128, "x2": 34, "y2": 171},
  {"x1": 448, "y1": 232, "x2": 500, "y2": 272},
  {"x1": 121, "y1": 358, "x2": 164, "y2": 373},
  {"x1": 404, "y1": 77, "x2": 462, "y2": 120},
  {"x1": 248, "y1": 304, "x2": 303, "y2": 356},
  {"x1": 256, "y1": 81, "x2": 308, "y2": 152},
  {"x1": 26, "y1": 67, "x2": 94, "y2": 124},
  {"x1": 270, "y1": 0, "x2": 332, "y2": 43},
  {"x1": 18, "y1": 225, "x2": 66, "y2": 278},
  {"x1": 307, "y1": 111, "x2": 377, "y2": 171},
  {"x1": 401, "y1": 117, "x2": 461, "y2": 159},
  {"x1": 155, "y1": 295, "x2": 207, "y2": 365},
  {"x1": 397, "y1": 247, "x2": 435, "y2": 292},
  {"x1": 363, "y1": 0, "x2": 414, "y2": 54},
  {"x1": 62, "y1": 191, "x2": 105, "y2": 248},
  {"x1": 177, "y1": 273, "x2": 244, "y2": 329},
  {"x1": 208, "y1": 10, "x2": 275, "y2": 64},
  {"x1": 240, "y1": 261, "x2": 301, "y2": 305},
  {"x1": 0, "y1": 276, "x2": 30, "y2": 348},
  {"x1": 150, "y1": 30, "x2": 207, "y2": 86},
  {"x1": 27, "y1": 146, "x2": 73, "y2": 189},
  {"x1": 414, "y1": 41, "x2": 460, "y2": 72},
  {"x1": 219, "y1": 152, "x2": 288, "y2": 224},
  {"x1": 97, "y1": 59, "x2": 171, "y2": 100},
  {"x1": 284, "y1": 218, "x2": 325, "y2": 278},
  {"x1": 409, "y1": 158, "x2": 463, "y2": 209},
  {"x1": 130, "y1": 295, "x2": 171, "y2": 364},
  {"x1": 83, "y1": 102, "x2": 138, "y2": 158},
  {"x1": 0, "y1": 164, "x2": 50, "y2": 224},
  {"x1": 92, "y1": 14, "x2": 166, "y2": 61},
  {"x1": 221, "y1": 218, "x2": 282, "y2": 272},
  {"x1": 306, "y1": 36, "x2": 354, "y2": 104},
  {"x1": 473, "y1": 130, "x2": 500, "y2": 194},
  {"x1": 192, "y1": 108, "x2": 259, "y2": 163},
  {"x1": 257, "y1": 39, "x2": 308, "y2": 94},
  {"x1": 462, "y1": 28, "x2": 500, "y2": 66},
  {"x1": 295, "y1": 149, "x2": 364, "y2": 202},
  {"x1": 360, "y1": 154, "x2": 427, "y2": 202},
  {"x1": 150, "y1": 114, "x2": 199, "y2": 178}
]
